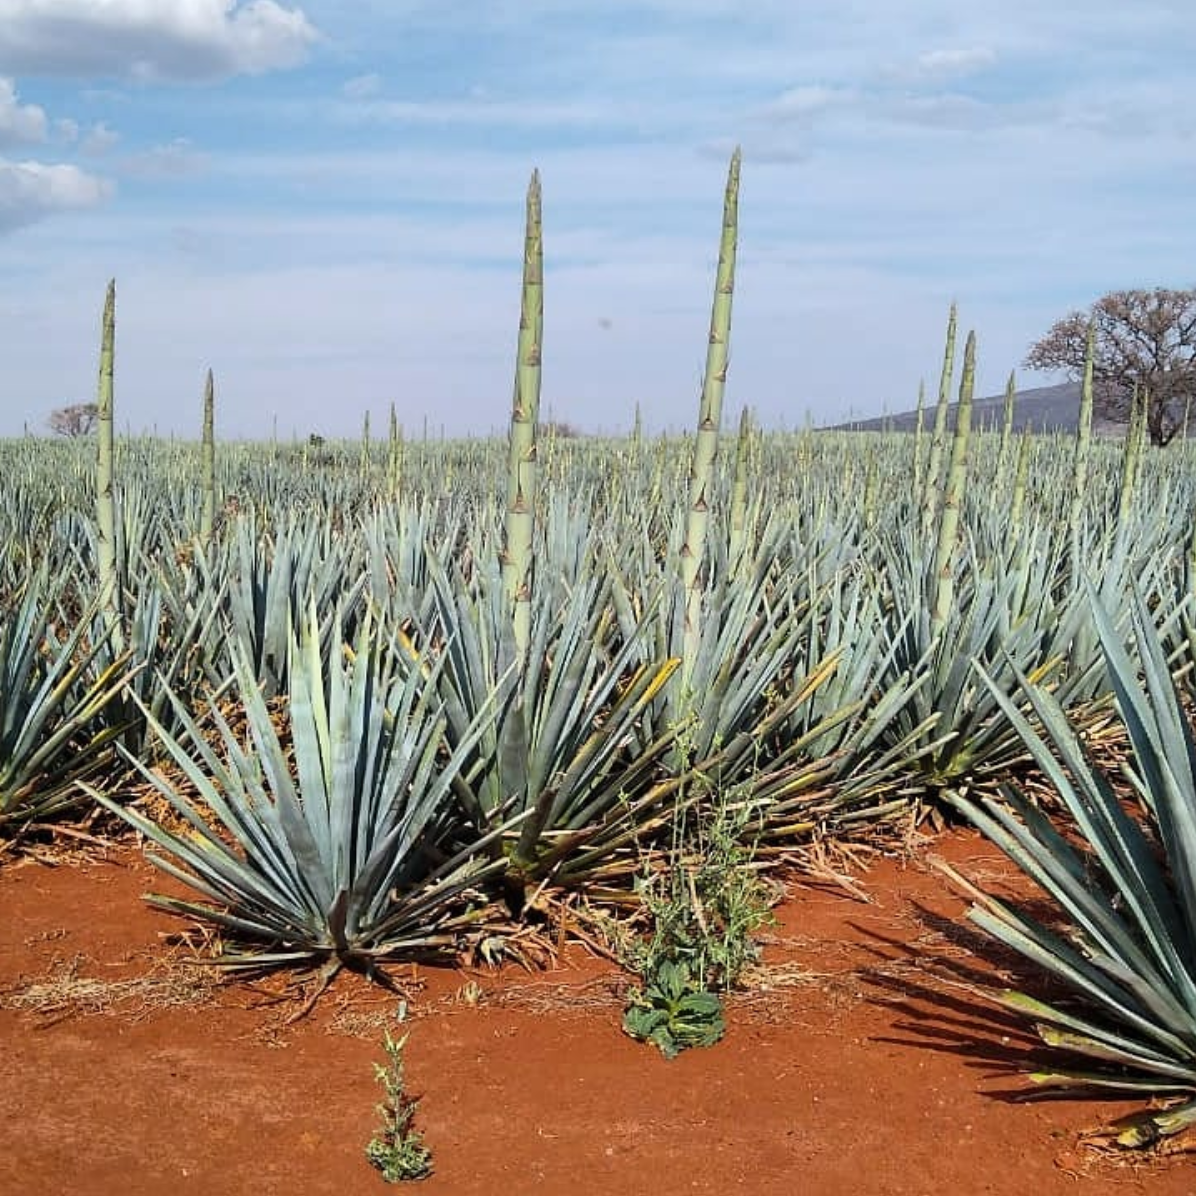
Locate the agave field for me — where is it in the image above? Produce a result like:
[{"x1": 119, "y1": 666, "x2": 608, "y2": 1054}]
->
[{"x1": 3, "y1": 153, "x2": 1196, "y2": 1187}]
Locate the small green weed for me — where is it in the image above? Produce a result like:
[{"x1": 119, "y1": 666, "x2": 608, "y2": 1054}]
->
[
  {"x1": 622, "y1": 957, "x2": 726, "y2": 1058},
  {"x1": 622, "y1": 770, "x2": 774, "y2": 1058},
  {"x1": 365, "y1": 1029, "x2": 432, "y2": 1183}
]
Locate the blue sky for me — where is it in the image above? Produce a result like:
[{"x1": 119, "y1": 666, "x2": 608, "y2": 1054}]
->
[{"x1": 1, "y1": 1, "x2": 1193, "y2": 439}]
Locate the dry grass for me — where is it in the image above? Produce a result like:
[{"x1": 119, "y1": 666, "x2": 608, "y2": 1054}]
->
[{"x1": 0, "y1": 950, "x2": 222, "y2": 1024}]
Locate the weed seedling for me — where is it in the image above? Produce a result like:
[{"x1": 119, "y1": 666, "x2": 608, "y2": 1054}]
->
[
  {"x1": 365, "y1": 1030, "x2": 432, "y2": 1183},
  {"x1": 623, "y1": 957, "x2": 726, "y2": 1058},
  {"x1": 622, "y1": 766, "x2": 774, "y2": 1058}
]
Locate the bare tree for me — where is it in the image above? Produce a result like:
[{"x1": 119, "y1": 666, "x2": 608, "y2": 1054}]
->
[
  {"x1": 47, "y1": 402, "x2": 100, "y2": 437},
  {"x1": 1024, "y1": 287, "x2": 1196, "y2": 446}
]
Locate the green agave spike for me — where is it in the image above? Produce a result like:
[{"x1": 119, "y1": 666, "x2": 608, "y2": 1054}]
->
[
  {"x1": 679, "y1": 147, "x2": 740, "y2": 693},
  {"x1": 199, "y1": 368, "x2": 216, "y2": 541},
  {"x1": 920, "y1": 301, "x2": 956, "y2": 541},
  {"x1": 929, "y1": 329, "x2": 975, "y2": 641},
  {"x1": 500, "y1": 169, "x2": 543, "y2": 661},
  {"x1": 95, "y1": 278, "x2": 123, "y2": 654}
]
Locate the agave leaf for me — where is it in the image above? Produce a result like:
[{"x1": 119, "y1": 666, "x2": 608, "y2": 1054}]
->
[
  {"x1": 996, "y1": 990, "x2": 1185, "y2": 1070},
  {"x1": 1027, "y1": 1070, "x2": 1194, "y2": 1094},
  {"x1": 1113, "y1": 590, "x2": 1196, "y2": 945},
  {"x1": 940, "y1": 856, "x2": 1196, "y2": 1061},
  {"x1": 0, "y1": 573, "x2": 133, "y2": 828},
  {"x1": 93, "y1": 603, "x2": 519, "y2": 972},
  {"x1": 947, "y1": 786, "x2": 1187, "y2": 1019},
  {"x1": 966, "y1": 902, "x2": 1195, "y2": 1059},
  {"x1": 1035, "y1": 1024, "x2": 1196, "y2": 1080},
  {"x1": 971, "y1": 657, "x2": 1196, "y2": 1015},
  {"x1": 1142, "y1": 1098, "x2": 1196, "y2": 1140},
  {"x1": 252, "y1": 649, "x2": 334, "y2": 912},
  {"x1": 947, "y1": 582, "x2": 1196, "y2": 1145}
]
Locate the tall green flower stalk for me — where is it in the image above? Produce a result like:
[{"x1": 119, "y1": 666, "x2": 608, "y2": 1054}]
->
[
  {"x1": 1068, "y1": 321, "x2": 1096, "y2": 557},
  {"x1": 1116, "y1": 384, "x2": 1144, "y2": 544},
  {"x1": 1137, "y1": 389, "x2": 1151, "y2": 458},
  {"x1": 993, "y1": 370, "x2": 1016, "y2": 492},
  {"x1": 920, "y1": 302, "x2": 957, "y2": 540},
  {"x1": 360, "y1": 411, "x2": 372, "y2": 484},
  {"x1": 929, "y1": 329, "x2": 975, "y2": 640},
  {"x1": 912, "y1": 379, "x2": 926, "y2": 503},
  {"x1": 95, "y1": 278, "x2": 123, "y2": 653},
  {"x1": 862, "y1": 445, "x2": 878, "y2": 527},
  {"x1": 500, "y1": 169, "x2": 543, "y2": 660},
  {"x1": 728, "y1": 405, "x2": 751, "y2": 573},
  {"x1": 1009, "y1": 428, "x2": 1032, "y2": 527},
  {"x1": 679, "y1": 147, "x2": 740, "y2": 691},
  {"x1": 199, "y1": 368, "x2": 216, "y2": 541},
  {"x1": 387, "y1": 403, "x2": 403, "y2": 499}
]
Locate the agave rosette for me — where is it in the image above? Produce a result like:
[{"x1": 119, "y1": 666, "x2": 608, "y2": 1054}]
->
[
  {"x1": 0, "y1": 568, "x2": 131, "y2": 830},
  {"x1": 945, "y1": 585, "x2": 1196, "y2": 1149},
  {"x1": 90, "y1": 603, "x2": 517, "y2": 971},
  {"x1": 413, "y1": 546, "x2": 681, "y2": 896}
]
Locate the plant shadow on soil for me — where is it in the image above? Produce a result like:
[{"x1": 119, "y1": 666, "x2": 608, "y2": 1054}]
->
[{"x1": 851, "y1": 903, "x2": 1081, "y2": 1101}]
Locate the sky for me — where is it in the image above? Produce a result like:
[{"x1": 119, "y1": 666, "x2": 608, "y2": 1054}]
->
[{"x1": 1, "y1": 0, "x2": 1194, "y2": 440}]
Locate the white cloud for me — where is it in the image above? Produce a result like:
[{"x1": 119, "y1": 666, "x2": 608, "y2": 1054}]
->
[
  {"x1": 764, "y1": 85, "x2": 856, "y2": 118},
  {"x1": 0, "y1": 156, "x2": 111, "y2": 231},
  {"x1": 0, "y1": 76, "x2": 46, "y2": 146},
  {"x1": 342, "y1": 71, "x2": 381, "y2": 99},
  {"x1": 751, "y1": 71, "x2": 1054, "y2": 149},
  {"x1": 909, "y1": 47, "x2": 997, "y2": 80},
  {"x1": 330, "y1": 94, "x2": 654, "y2": 132},
  {"x1": 119, "y1": 137, "x2": 208, "y2": 178},
  {"x1": 0, "y1": 1, "x2": 319, "y2": 81},
  {"x1": 885, "y1": 93, "x2": 1023, "y2": 132},
  {"x1": 80, "y1": 122, "x2": 120, "y2": 156}
]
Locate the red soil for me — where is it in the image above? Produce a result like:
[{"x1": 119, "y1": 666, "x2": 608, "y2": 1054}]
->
[{"x1": 1, "y1": 831, "x2": 1192, "y2": 1196}]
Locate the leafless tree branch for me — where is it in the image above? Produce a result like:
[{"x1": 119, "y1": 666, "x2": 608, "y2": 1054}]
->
[{"x1": 1024, "y1": 287, "x2": 1196, "y2": 446}]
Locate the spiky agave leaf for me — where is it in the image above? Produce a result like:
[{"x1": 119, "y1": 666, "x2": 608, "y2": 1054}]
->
[
  {"x1": 870, "y1": 524, "x2": 1111, "y2": 800},
  {"x1": 90, "y1": 602, "x2": 519, "y2": 971},
  {"x1": 945, "y1": 583, "x2": 1196, "y2": 1148},
  {"x1": 625, "y1": 513, "x2": 824, "y2": 774},
  {"x1": 221, "y1": 514, "x2": 366, "y2": 698},
  {"x1": 763, "y1": 562, "x2": 938, "y2": 835},
  {"x1": 418, "y1": 547, "x2": 681, "y2": 894},
  {"x1": 0, "y1": 569, "x2": 132, "y2": 829},
  {"x1": 78, "y1": 540, "x2": 230, "y2": 760}
]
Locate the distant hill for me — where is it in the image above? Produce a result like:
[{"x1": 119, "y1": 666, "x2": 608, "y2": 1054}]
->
[{"x1": 831, "y1": 382, "x2": 1125, "y2": 436}]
